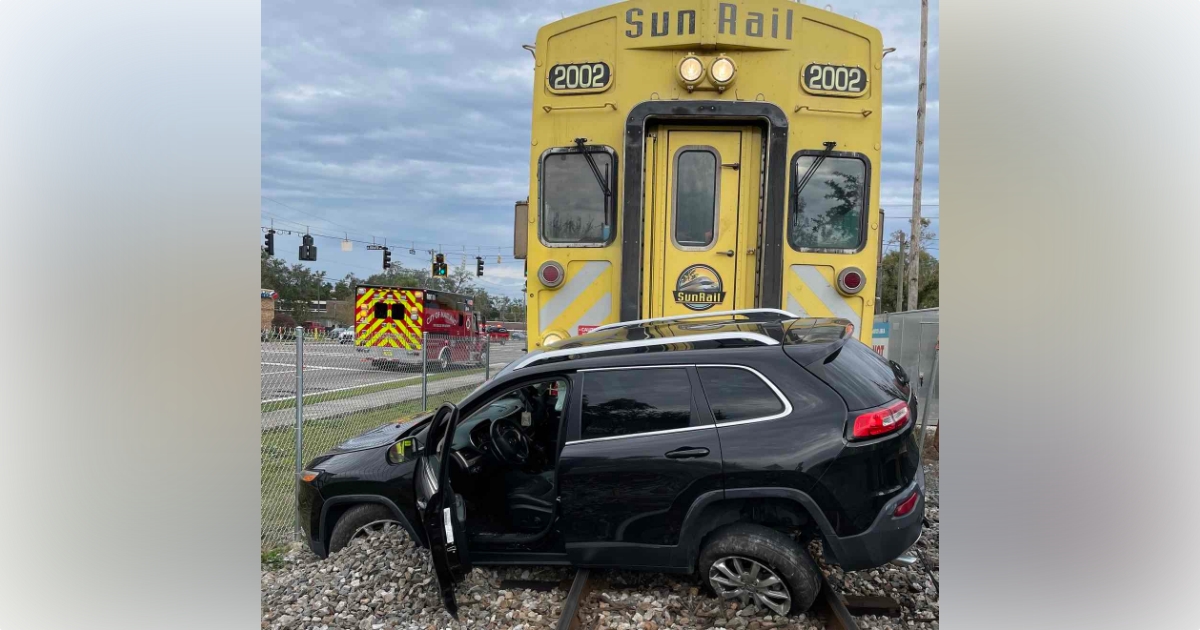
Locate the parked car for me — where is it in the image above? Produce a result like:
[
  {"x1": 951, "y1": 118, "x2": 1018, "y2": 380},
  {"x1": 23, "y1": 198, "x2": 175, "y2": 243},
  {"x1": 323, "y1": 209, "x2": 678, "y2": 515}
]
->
[
  {"x1": 336, "y1": 328, "x2": 355, "y2": 344},
  {"x1": 510, "y1": 330, "x2": 527, "y2": 341},
  {"x1": 485, "y1": 325, "x2": 510, "y2": 345},
  {"x1": 296, "y1": 311, "x2": 923, "y2": 617}
]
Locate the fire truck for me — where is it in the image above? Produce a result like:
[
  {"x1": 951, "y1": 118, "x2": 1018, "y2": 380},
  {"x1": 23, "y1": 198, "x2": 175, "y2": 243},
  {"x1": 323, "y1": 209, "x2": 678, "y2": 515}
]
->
[{"x1": 353, "y1": 284, "x2": 485, "y2": 371}]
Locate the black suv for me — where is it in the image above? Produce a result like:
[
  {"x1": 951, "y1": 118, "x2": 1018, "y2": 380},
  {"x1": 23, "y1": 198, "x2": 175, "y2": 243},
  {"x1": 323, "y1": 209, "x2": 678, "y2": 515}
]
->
[{"x1": 297, "y1": 310, "x2": 924, "y2": 617}]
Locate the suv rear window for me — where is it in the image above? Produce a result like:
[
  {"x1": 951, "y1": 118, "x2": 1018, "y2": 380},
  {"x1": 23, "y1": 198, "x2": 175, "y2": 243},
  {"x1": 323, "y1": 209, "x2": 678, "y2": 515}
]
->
[
  {"x1": 697, "y1": 367, "x2": 786, "y2": 423},
  {"x1": 819, "y1": 340, "x2": 907, "y2": 411},
  {"x1": 580, "y1": 368, "x2": 694, "y2": 440}
]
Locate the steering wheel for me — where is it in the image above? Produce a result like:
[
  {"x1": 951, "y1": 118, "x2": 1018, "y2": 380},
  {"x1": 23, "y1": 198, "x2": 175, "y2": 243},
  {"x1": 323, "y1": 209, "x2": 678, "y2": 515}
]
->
[{"x1": 489, "y1": 417, "x2": 530, "y2": 467}]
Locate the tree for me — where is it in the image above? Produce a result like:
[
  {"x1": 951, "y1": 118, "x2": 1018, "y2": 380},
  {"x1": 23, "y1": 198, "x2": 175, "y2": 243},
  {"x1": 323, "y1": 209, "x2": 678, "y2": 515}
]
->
[{"x1": 879, "y1": 247, "x2": 938, "y2": 312}]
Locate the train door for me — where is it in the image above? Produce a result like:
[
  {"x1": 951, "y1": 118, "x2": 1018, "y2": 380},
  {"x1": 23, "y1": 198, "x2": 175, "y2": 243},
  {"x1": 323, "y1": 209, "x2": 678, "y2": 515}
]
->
[{"x1": 642, "y1": 126, "x2": 763, "y2": 319}]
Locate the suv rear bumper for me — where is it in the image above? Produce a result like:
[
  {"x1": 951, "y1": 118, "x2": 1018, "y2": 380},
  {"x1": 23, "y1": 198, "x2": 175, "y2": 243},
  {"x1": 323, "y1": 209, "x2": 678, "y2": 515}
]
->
[{"x1": 822, "y1": 464, "x2": 925, "y2": 572}]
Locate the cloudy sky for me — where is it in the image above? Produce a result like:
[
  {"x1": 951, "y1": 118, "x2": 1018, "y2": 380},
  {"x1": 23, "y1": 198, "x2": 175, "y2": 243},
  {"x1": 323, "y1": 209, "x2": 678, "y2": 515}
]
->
[{"x1": 262, "y1": 0, "x2": 939, "y2": 298}]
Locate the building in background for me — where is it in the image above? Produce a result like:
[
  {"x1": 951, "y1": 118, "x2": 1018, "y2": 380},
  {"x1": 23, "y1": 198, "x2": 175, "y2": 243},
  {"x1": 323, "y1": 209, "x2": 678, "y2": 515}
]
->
[{"x1": 261, "y1": 289, "x2": 278, "y2": 332}]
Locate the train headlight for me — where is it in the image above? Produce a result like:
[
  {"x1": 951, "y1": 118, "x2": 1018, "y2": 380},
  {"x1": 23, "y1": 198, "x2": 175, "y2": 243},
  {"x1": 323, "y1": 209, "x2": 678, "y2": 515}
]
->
[
  {"x1": 542, "y1": 332, "x2": 565, "y2": 347},
  {"x1": 709, "y1": 56, "x2": 737, "y2": 87},
  {"x1": 678, "y1": 55, "x2": 704, "y2": 87}
]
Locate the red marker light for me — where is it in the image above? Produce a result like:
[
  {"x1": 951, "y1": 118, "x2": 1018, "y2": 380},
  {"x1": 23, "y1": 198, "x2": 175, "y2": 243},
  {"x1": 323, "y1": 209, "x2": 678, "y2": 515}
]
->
[
  {"x1": 893, "y1": 489, "x2": 919, "y2": 517},
  {"x1": 538, "y1": 261, "x2": 565, "y2": 288},
  {"x1": 836, "y1": 267, "x2": 866, "y2": 295}
]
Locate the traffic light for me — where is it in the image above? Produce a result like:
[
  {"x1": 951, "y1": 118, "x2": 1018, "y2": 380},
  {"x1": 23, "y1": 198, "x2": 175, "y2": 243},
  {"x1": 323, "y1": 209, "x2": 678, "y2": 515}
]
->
[
  {"x1": 264, "y1": 229, "x2": 275, "y2": 256},
  {"x1": 433, "y1": 253, "x2": 447, "y2": 276},
  {"x1": 382, "y1": 248, "x2": 392, "y2": 270},
  {"x1": 299, "y1": 234, "x2": 317, "y2": 261},
  {"x1": 476, "y1": 256, "x2": 484, "y2": 277}
]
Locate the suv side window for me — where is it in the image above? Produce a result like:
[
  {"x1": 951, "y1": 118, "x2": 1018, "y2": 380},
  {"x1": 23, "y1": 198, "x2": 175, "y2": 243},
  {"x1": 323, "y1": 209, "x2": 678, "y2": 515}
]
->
[
  {"x1": 697, "y1": 367, "x2": 787, "y2": 423},
  {"x1": 579, "y1": 368, "x2": 694, "y2": 441}
]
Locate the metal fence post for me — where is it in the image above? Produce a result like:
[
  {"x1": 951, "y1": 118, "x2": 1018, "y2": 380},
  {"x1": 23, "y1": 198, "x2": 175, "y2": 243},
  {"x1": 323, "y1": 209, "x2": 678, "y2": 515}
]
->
[
  {"x1": 421, "y1": 332, "x2": 428, "y2": 411},
  {"x1": 293, "y1": 326, "x2": 304, "y2": 540},
  {"x1": 484, "y1": 337, "x2": 491, "y2": 381},
  {"x1": 916, "y1": 347, "x2": 939, "y2": 454}
]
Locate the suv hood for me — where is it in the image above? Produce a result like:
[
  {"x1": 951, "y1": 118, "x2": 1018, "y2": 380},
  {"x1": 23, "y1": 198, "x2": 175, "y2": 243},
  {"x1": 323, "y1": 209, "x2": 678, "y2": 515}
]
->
[{"x1": 326, "y1": 415, "x2": 430, "y2": 455}]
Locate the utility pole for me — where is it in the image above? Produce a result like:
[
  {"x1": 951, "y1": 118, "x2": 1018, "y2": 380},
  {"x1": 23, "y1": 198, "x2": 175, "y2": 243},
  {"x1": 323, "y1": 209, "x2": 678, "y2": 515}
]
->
[
  {"x1": 895, "y1": 233, "x2": 906, "y2": 313},
  {"x1": 907, "y1": 0, "x2": 929, "y2": 311}
]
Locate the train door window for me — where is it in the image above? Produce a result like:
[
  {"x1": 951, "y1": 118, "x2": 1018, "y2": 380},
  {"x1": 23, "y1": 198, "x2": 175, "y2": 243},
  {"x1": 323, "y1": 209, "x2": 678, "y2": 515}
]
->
[
  {"x1": 788, "y1": 153, "x2": 869, "y2": 252},
  {"x1": 373, "y1": 302, "x2": 390, "y2": 319},
  {"x1": 539, "y1": 146, "x2": 616, "y2": 246},
  {"x1": 672, "y1": 146, "x2": 719, "y2": 249}
]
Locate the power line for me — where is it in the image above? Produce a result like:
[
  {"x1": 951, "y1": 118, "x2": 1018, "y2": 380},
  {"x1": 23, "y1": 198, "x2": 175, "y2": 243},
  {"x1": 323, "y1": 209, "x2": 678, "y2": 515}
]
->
[
  {"x1": 260, "y1": 202, "x2": 518, "y2": 252},
  {"x1": 262, "y1": 197, "x2": 364, "y2": 236},
  {"x1": 262, "y1": 226, "x2": 527, "y2": 268}
]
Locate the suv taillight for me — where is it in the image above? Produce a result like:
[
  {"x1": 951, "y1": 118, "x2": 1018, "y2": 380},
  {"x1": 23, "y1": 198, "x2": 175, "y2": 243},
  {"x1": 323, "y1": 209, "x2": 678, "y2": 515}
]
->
[{"x1": 851, "y1": 400, "x2": 910, "y2": 440}]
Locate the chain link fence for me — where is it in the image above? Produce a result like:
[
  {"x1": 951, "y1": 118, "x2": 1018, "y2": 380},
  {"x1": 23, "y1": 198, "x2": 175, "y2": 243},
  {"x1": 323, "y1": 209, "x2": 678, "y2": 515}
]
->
[
  {"x1": 873, "y1": 308, "x2": 939, "y2": 455},
  {"x1": 261, "y1": 329, "x2": 514, "y2": 548}
]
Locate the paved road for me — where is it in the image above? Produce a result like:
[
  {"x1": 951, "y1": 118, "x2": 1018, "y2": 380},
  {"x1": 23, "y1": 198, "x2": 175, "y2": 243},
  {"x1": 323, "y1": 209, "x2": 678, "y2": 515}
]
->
[{"x1": 260, "y1": 340, "x2": 527, "y2": 402}]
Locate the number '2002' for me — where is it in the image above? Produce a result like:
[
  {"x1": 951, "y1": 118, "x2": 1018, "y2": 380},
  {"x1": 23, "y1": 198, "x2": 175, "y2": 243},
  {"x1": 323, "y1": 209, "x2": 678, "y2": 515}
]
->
[
  {"x1": 549, "y1": 62, "x2": 611, "y2": 91},
  {"x1": 804, "y1": 64, "x2": 867, "y2": 94}
]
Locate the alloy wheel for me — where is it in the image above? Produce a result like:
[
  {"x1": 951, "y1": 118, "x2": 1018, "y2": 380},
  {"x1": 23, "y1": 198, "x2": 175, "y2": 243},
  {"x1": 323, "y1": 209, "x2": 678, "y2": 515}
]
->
[
  {"x1": 351, "y1": 519, "x2": 402, "y2": 541},
  {"x1": 708, "y1": 555, "x2": 792, "y2": 615}
]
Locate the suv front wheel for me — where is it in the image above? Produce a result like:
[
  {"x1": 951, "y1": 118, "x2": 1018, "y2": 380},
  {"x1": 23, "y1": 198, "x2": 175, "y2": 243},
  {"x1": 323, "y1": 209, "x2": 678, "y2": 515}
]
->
[{"x1": 698, "y1": 523, "x2": 821, "y2": 616}]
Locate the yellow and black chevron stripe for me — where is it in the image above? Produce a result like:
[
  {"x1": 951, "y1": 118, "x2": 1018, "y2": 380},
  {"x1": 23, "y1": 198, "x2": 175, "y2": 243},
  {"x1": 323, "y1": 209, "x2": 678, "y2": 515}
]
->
[{"x1": 355, "y1": 288, "x2": 425, "y2": 350}]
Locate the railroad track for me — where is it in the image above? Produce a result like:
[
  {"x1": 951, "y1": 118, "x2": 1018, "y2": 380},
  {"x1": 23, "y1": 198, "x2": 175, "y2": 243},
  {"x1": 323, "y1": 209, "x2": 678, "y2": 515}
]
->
[{"x1": 498, "y1": 568, "x2": 905, "y2": 630}]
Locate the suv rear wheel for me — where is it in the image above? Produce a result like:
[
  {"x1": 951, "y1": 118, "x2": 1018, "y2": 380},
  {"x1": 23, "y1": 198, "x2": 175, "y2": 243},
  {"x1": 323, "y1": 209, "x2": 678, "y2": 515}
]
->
[{"x1": 698, "y1": 523, "x2": 821, "y2": 616}]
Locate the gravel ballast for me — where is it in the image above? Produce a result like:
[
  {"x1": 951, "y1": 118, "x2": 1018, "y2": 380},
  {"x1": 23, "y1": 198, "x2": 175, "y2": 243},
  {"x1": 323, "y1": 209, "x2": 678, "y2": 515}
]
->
[{"x1": 262, "y1": 462, "x2": 939, "y2": 630}]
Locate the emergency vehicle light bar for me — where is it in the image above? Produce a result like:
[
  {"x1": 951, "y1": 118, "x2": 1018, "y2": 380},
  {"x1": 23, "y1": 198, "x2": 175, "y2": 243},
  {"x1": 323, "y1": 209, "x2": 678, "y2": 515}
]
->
[{"x1": 588, "y1": 309, "x2": 799, "y2": 334}]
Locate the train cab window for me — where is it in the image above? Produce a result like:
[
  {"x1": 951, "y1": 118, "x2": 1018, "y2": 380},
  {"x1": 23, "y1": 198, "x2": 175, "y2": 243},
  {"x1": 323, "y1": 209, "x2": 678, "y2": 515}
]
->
[
  {"x1": 673, "y1": 147, "x2": 718, "y2": 248},
  {"x1": 788, "y1": 154, "x2": 869, "y2": 251},
  {"x1": 540, "y1": 147, "x2": 615, "y2": 246},
  {"x1": 373, "y1": 302, "x2": 390, "y2": 319}
]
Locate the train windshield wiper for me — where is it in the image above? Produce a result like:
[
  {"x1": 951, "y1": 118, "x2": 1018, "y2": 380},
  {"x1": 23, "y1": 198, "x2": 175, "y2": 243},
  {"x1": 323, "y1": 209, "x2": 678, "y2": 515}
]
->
[
  {"x1": 573, "y1": 137, "x2": 612, "y2": 202},
  {"x1": 794, "y1": 141, "x2": 837, "y2": 199}
]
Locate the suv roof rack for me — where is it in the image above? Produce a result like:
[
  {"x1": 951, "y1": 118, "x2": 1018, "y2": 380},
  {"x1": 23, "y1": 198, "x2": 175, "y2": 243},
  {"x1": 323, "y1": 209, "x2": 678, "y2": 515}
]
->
[
  {"x1": 588, "y1": 308, "x2": 799, "y2": 334},
  {"x1": 512, "y1": 331, "x2": 780, "y2": 371}
]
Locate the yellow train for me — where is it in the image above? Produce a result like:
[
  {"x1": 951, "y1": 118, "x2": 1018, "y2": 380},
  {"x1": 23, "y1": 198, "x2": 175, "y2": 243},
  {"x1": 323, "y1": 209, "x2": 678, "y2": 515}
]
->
[{"x1": 513, "y1": 0, "x2": 885, "y2": 349}]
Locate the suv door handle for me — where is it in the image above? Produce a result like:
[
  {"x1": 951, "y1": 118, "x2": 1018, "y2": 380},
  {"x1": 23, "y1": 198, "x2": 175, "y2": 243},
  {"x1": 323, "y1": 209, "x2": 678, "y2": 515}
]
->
[{"x1": 665, "y1": 447, "x2": 710, "y2": 459}]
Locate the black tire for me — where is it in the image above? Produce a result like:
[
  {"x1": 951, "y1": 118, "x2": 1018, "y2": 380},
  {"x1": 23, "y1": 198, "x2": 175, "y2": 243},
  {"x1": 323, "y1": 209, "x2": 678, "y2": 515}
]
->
[
  {"x1": 698, "y1": 523, "x2": 821, "y2": 616},
  {"x1": 327, "y1": 504, "x2": 402, "y2": 554}
]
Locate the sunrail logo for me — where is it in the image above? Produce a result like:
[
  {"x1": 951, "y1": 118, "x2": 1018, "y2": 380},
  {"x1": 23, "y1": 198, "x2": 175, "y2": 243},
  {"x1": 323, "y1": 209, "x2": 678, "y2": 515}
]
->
[{"x1": 673, "y1": 264, "x2": 726, "y2": 311}]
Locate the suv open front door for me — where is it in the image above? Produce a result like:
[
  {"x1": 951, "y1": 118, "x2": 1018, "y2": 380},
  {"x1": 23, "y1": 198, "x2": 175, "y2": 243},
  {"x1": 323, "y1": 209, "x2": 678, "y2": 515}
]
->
[{"x1": 414, "y1": 402, "x2": 472, "y2": 617}]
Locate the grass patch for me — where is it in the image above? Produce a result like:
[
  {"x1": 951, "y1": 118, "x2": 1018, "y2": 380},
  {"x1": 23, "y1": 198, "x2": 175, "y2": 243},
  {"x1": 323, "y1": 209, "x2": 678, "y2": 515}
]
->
[
  {"x1": 260, "y1": 383, "x2": 481, "y2": 549},
  {"x1": 261, "y1": 546, "x2": 288, "y2": 570},
  {"x1": 261, "y1": 367, "x2": 484, "y2": 413}
]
